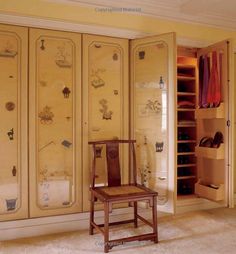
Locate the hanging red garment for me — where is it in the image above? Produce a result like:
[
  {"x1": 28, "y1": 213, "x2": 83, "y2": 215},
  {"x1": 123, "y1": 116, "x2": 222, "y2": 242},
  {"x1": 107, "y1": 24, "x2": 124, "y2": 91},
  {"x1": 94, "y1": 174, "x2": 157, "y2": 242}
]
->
[{"x1": 207, "y1": 51, "x2": 221, "y2": 107}]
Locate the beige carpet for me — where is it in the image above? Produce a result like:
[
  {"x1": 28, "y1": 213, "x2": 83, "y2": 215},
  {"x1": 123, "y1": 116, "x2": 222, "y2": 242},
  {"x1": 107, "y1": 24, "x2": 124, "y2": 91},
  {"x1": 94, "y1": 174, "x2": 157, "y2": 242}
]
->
[{"x1": 1, "y1": 207, "x2": 236, "y2": 254}]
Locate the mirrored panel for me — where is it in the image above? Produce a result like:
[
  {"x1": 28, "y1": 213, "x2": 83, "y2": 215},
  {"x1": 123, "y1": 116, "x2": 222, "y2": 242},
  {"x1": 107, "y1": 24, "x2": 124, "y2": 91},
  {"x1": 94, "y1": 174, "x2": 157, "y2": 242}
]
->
[
  {"x1": 133, "y1": 41, "x2": 169, "y2": 205},
  {"x1": 0, "y1": 32, "x2": 20, "y2": 214},
  {"x1": 36, "y1": 36, "x2": 75, "y2": 209}
]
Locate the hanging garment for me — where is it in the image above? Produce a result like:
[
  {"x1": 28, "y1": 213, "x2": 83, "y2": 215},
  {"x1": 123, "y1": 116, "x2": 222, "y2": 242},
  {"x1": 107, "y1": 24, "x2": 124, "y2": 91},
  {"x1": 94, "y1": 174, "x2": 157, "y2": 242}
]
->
[
  {"x1": 207, "y1": 51, "x2": 221, "y2": 107},
  {"x1": 202, "y1": 55, "x2": 210, "y2": 108},
  {"x1": 198, "y1": 55, "x2": 204, "y2": 107}
]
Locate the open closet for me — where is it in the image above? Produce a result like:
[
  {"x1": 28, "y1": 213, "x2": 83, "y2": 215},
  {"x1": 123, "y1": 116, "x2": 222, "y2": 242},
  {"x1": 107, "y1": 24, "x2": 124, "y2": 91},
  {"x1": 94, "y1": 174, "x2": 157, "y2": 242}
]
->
[{"x1": 176, "y1": 41, "x2": 234, "y2": 209}]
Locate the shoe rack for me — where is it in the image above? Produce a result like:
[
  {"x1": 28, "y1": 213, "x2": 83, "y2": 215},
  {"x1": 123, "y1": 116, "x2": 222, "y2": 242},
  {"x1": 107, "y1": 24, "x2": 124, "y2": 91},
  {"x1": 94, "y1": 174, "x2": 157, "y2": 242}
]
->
[{"x1": 176, "y1": 47, "x2": 198, "y2": 196}]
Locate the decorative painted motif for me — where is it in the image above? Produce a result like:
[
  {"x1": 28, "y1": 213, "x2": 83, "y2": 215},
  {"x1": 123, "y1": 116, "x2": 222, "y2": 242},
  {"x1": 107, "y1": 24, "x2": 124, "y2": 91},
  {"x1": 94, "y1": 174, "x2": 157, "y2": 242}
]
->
[
  {"x1": 38, "y1": 106, "x2": 54, "y2": 124},
  {"x1": 5, "y1": 102, "x2": 15, "y2": 111},
  {"x1": 39, "y1": 141, "x2": 55, "y2": 152},
  {"x1": 99, "y1": 99, "x2": 113, "y2": 120},
  {"x1": 12, "y1": 166, "x2": 17, "y2": 176},
  {"x1": 6, "y1": 198, "x2": 17, "y2": 211},
  {"x1": 55, "y1": 44, "x2": 71, "y2": 68},
  {"x1": 139, "y1": 51, "x2": 145, "y2": 60},
  {"x1": 7, "y1": 128, "x2": 14, "y2": 140},
  {"x1": 139, "y1": 136, "x2": 151, "y2": 186},
  {"x1": 113, "y1": 52, "x2": 118, "y2": 61},
  {"x1": 61, "y1": 140, "x2": 72, "y2": 148},
  {"x1": 145, "y1": 99, "x2": 161, "y2": 114},
  {"x1": 155, "y1": 142, "x2": 164, "y2": 152},
  {"x1": 62, "y1": 86, "x2": 71, "y2": 98},
  {"x1": 39, "y1": 80, "x2": 47, "y2": 87},
  {"x1": 91, "y1": 69, "x2": 105, "y2": 88},
  {"x1": 40, "y1": 39, "x2": 45, "y2": 50},
  {"x1": 0, "y1": 41, "x2": 17, "y2": 58},
  {"x1": 39, "y1": 167, "x2": 48, "y2": 180},
  {"x1": 159, "y1": 76, "x2": 164, "y2": 89},
  {"x1": 95, "y1": 146, "x2": 103, "y2": 158}
]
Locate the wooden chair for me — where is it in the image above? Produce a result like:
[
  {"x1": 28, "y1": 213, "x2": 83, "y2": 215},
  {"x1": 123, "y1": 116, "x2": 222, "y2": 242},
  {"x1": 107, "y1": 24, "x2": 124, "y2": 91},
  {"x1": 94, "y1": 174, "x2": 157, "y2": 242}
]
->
[{"x1": 88, "y1": 139, "x2": 158, "y2": 253}]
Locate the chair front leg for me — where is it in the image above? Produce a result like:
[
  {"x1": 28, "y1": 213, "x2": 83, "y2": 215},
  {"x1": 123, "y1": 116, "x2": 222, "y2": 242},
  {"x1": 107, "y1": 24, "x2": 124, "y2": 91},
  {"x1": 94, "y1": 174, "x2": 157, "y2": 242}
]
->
[
  {"x1": 89, "y1": 191, "x2": 95, "y2": 235},
  {"x1": 152, "y1": 196, "x2": 158, "y2": 243},
  {"x1": 104, "y1": 202, "x2": 110, "y2": 253},
  {"x1": 134, "y1": 201, "x2": 138, "y2": 228}
]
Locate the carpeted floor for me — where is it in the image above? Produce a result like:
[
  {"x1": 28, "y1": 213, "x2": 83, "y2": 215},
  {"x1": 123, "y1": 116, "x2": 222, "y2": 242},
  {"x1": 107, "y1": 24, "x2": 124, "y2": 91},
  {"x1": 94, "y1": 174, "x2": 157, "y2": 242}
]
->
[{"x1": 1, "y1": 207, "x2": 236, "y2": 254}]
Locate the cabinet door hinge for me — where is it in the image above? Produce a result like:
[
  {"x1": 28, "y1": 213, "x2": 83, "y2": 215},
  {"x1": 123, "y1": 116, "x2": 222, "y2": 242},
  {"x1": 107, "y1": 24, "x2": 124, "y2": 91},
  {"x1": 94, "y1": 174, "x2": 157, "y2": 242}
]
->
[{"x1": 227, "y1": 120, "x2": 231, "y2": 127}]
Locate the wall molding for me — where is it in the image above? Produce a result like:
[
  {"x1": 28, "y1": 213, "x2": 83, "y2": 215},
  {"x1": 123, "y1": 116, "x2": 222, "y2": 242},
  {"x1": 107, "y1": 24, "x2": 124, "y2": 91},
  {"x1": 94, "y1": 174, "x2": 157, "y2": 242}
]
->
[{"x1": 0, "y1": 12, "x2": 148, "y2": 39}]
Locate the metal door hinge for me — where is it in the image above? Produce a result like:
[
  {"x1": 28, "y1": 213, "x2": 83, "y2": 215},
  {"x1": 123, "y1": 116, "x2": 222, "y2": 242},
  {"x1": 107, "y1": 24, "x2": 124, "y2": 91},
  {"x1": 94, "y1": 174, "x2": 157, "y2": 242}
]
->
[{"x1": 227, "y1": 120, "x2": 231, "y2": 127}]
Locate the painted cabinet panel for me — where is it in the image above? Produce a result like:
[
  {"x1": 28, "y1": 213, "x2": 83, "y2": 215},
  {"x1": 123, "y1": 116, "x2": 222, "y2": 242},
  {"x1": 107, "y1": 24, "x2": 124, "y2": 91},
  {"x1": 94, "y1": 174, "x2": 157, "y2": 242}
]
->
[
  {"x1": 0, "y1": 24, "x2": 28, "y2": 221},
  {"x1": 131, "y1": 33, "x2": 176, "y2": 213},
  {"x1": 82, "y1": 35, "x2": 129, "y2": 211},
  {"x1": 29, "y1": 28, "x2": 82, "y2": 217}
]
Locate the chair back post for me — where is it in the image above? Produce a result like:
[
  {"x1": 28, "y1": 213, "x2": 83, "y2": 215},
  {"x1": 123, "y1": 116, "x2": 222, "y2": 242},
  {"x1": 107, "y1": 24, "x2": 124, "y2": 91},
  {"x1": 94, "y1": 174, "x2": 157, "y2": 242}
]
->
[
  {"x1": 91, "y1": 144, "x2": 97, "y2": 188},
  {"x1": 131, "y1": 142, "x2": 137, "y2": 184}
]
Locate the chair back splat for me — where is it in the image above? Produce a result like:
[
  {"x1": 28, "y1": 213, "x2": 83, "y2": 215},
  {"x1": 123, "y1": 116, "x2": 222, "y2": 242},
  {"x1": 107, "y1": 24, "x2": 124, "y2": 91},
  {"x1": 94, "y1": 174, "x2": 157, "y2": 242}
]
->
[{"x1": 106, "y1": 142, "x2": 121, "y2": 187}]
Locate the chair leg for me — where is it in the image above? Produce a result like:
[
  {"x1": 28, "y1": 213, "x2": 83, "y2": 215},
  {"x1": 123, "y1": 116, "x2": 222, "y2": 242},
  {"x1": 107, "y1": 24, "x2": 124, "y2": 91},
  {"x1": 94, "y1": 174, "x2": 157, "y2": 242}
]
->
[
  {"x1": 104, "y1": 202, "x2": 110, "y2": 253},
  {"x1": 134, "y1": 201, "x2": 138, "y2": 228},
  {"x1": 152, "y1": 196, "x2": 158, "y2": 243},
  {"x1": 89, "y1": 192, "x2": 95, "y2": 235}
]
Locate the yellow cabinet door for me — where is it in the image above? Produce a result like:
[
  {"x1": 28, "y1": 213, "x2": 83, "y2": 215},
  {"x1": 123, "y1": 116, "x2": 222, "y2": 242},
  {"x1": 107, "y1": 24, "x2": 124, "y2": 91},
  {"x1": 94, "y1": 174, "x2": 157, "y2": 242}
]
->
[
  {"x1": 130, "y1": 33, "x2": 176, "y2": 214},
  {"x1": 0, "y1": 24, "x2": 28, "y2": 221},
  {"x1": 29, "y1": 28, "x2": 82, "y2": 217},
  {"x1": 82, "y1": 34, "x2": 129, "y2": 211}
]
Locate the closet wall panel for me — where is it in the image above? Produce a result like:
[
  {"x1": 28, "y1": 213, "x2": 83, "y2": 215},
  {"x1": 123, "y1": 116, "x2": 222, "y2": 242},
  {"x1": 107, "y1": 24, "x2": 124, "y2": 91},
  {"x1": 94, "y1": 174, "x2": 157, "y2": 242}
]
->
[
  {"x1": 0, "y1": 24, "x2": 28, "y2": 221},
  {"x1": 29, "y1": 28, "x2": 82, "y2": 217}
]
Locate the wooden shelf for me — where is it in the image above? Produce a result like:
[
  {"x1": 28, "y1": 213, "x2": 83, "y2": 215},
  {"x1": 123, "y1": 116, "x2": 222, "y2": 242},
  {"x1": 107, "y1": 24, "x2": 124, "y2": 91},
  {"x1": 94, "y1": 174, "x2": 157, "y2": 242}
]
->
[
  {"x1": 177, "y1": 76, "x2": 196, "y2": 81},
  {"x1": 195, "y1": 144, "x2": 224, "y2": 160},
  {"x1": 177, "y1": 64, "x2": 195, "y2": 69},
  {"x1": 178, "y1": 124, "x2": 196, "y2": 127},
  {"x1": 177, "y1": 108, "x2": 195, "y2": 112},
  {"x1": 195, "y1": 103, "x2": 224, "y2": 119},
  {"x1": 177, "y1": 140, "x2": 196, "y2": 143},
  {"x1": 177, "y1": 92, "x2": 196, "y2": 96},
  {"x1": 177, "y1": 176, "x2": 196, "y2": 180},
  {"x1": 177, "y1": 152, "x2": 195, "y2": 155},
  {"x1": 195, "y1": 180, "x2": 224, "y2": 201},
  {"x1": 177, "y1": 164, "x2": 196, "y2": 168}
]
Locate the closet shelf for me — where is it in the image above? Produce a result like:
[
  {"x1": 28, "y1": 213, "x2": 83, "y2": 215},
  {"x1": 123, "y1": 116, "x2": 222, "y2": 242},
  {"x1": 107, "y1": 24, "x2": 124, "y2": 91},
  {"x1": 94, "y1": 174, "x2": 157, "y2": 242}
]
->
[
  {"x1": 177, "y1": 140, "x2": 196, "y2": 143},
  {"x1": 177, "y1": 152, "x2": 195, "y2": 155},
  {"x1": 177, "y1": 176, "x2": 196, "y2": 180},
  {"x1": 177, "y1": 108, "x2": 195, "y2": 112},
  {"x1": 195, "y1": 180, "x2": 224, "y2": 201},
  {"x1": 177, "y1": 124, "x2": 196, "y2": 127},
  {"x1": 177, "y1": 164, "x2": 196, "y2": 168},
  {"x1": 177, "y1": 76, "x2": 196, "y2": 81},
  {"x1": 195, "y1": 144, "x2": 225, "y2": 160},
  {"x1": 195, "y1": 103, "x2": 225, "y2": 119},
  {"x1": 177, "y1": 64, "x2": 195, "y2": 69},
  {"x1": 177, "y1": 92, "x2": 196, "y2": 96}
]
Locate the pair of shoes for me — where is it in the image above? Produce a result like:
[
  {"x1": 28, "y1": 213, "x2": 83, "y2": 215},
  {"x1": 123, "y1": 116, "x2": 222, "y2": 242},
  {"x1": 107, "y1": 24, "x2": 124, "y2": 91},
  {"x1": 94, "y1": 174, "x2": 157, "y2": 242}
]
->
[{"x1": 199, "y1": 132, "x2": 223, "y2": 148}]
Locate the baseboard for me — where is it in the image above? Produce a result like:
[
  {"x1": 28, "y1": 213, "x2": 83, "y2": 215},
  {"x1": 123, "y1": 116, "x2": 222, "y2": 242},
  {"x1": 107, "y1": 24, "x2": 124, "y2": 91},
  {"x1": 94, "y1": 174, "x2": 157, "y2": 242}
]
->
[{"x1": 0, "y1": 206, "x2": 158, "y2": 241}]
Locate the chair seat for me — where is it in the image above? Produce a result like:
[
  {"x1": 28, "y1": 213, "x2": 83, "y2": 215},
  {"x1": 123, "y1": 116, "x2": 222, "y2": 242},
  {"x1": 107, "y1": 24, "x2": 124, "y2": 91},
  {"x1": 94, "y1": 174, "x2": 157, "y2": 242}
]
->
[{"x1": 92, "y1": 184, "x2": 157, "y2": 202}]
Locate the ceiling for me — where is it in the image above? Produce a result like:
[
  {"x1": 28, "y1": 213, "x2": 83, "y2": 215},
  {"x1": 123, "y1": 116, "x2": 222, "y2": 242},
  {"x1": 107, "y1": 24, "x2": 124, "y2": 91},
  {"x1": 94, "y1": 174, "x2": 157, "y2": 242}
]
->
[{"x1": 51, "y1": 0, "x2": 236, "y2": 31}]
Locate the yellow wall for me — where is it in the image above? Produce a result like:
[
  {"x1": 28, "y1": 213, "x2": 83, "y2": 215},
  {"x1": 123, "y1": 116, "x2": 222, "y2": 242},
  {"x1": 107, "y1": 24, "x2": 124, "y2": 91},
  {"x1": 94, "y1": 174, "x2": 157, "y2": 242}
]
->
[{"x1": 0, "y1": 0, "x2": 236, "y2": 44}]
